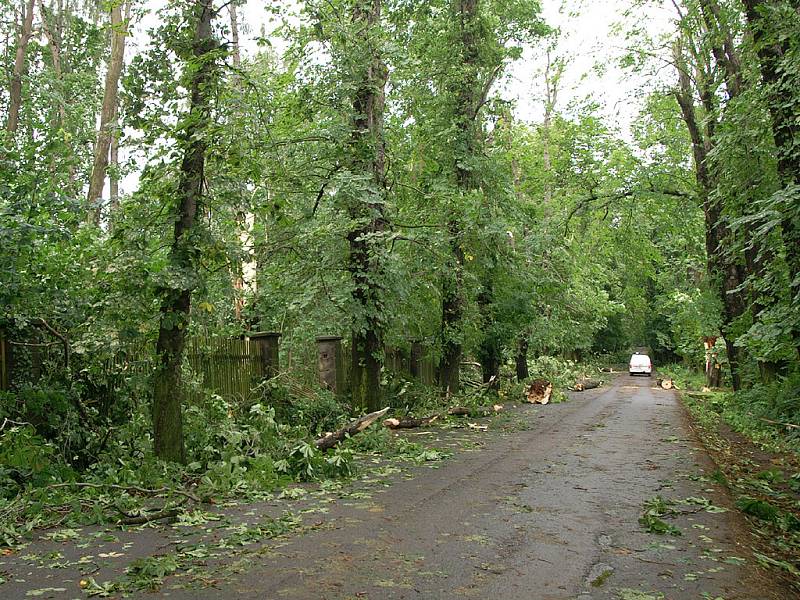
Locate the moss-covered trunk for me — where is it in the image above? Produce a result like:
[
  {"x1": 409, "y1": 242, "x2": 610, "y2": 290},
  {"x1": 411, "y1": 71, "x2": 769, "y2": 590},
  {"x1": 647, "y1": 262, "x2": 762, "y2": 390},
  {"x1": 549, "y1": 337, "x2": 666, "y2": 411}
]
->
[{"x1": 152, "y1": 0, "x2": 216, "y2": 463}]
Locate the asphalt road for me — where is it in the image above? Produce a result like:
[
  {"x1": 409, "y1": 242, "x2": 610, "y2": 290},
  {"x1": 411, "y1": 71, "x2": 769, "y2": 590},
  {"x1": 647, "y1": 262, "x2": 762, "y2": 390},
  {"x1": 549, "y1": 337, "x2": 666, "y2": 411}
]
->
[
  {"x1": 189, "y1": 374, "x2": 789, "y2": 599},
  {"x1": 1, "y1": 374, "x2": 791, "y2": 599}
]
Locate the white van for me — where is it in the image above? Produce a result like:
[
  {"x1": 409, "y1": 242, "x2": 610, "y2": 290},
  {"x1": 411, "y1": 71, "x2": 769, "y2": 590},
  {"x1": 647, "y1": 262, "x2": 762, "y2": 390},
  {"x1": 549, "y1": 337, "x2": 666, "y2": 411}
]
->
[{"x1": 629, "y1": 353, "x2": 652, "y2": 376}]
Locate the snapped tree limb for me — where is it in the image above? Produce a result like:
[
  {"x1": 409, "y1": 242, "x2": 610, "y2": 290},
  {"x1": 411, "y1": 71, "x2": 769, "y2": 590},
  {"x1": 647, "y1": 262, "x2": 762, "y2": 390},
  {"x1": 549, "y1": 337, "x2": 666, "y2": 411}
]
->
[{"x1": 314, "y1": 407, "x2": 390, "y2": 451}]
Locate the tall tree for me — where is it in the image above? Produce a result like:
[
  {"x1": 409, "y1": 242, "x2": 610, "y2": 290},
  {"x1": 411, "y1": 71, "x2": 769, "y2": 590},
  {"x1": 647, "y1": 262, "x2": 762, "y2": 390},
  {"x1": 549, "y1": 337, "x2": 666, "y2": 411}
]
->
[
  {"x1": 6, "y1": 0, "x2": 36, "y2": 134},
  {"x1": 345, "y1": 0, "x2": 388, "y2": 411},
  {"x1": 670, "y1": 4, "x2": 752, "y2": 389},
  {"x1": 438, "y1": 0, "x2": 483, "y2": 394},
  {"x1": 87, "y1": 0, "x2": 129, "y2": 224},
  {"x1": 152, "y1": 0, "x2": 217, "y2": 463},
  {"x1": 741, "y1": 0, "x2": 800, "y2": 355}
]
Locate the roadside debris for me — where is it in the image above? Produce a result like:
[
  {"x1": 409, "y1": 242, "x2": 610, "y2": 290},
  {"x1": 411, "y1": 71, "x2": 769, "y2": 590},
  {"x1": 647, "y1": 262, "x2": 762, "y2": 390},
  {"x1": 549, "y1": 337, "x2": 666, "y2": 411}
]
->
[
  {"x1": 315, "y1": 407, "x2": 390, "y2": 450},
  {"x1": 524, "y1": 379, "x2": 553, "y2": 404},
  {"x1": 383, "y1": 415, "x2": 439, "y2": 430},
  {"x1": 655, "y1": 378, "x2": 675, "y2": 390},
  {"x1": 573, "y1": 378, "x2": 602, "y2": 391}
]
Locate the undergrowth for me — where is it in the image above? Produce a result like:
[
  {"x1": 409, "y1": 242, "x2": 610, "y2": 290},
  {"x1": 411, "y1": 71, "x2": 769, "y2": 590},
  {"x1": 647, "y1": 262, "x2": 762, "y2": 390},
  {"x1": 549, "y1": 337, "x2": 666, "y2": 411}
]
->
[
  {"x1": 668, "y1": 363, "x2": 800, "y2": 588},
  {"x1": 0, "y1": 353, "x2": 599, "y2": 550}
]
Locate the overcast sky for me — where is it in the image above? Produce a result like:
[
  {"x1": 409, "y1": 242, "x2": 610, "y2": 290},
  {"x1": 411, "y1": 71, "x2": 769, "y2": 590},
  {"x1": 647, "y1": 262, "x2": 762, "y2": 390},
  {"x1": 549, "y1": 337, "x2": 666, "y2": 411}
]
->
[{"x1": 504, "y1": 0, "x2": 673, "y2": 132}]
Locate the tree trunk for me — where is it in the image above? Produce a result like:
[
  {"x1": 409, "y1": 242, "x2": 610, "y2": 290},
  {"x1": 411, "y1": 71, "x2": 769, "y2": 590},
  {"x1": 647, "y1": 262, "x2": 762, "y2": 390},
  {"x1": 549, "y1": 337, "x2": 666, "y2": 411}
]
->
[
  {"x1": 38, "y1": 0, "x2": 65, "y2": 129},
  {"x1": 542, "y1": 49, "x2": 563, "y2": 206},
  {"x1": 228, "y1": 1, "x2": 241, "y2": 67},
  {"x1": 383, "y1": 414, "x2": 438, "y2": 429},
  {"x1": 152, "y1": 0, "x2": 216, "y2": 463},
  {"x1": 6, "y1": 0, "x2": 36, "y2": 134},
  {"x1": 673, "y1": 39, "x2": 747, "y2": 390},
  {"x1": 723, "y1": 336, "x2": 741, "y2": 391},
  {"x1": 439, "y1": 230, "x2": 464, "y2": 395},
  {"x1": 480, "y1": 349, "x2": 500, "y2": 389},
  {"x1": 440, "y1": 0, "x2": 482, "y2": 395},
  {"x1": 347, "y1": 0, "x2": 388, "y2": 412},
  {"x1": 87, "y1": 0, "x2": 128, "y2": 224},
  {"x1": 109, "y1": 132, "x2": 120, "y2": 211},
  {"x1": 700, "y1": 0, "x2": 781, "y2": 385},
  {"x1": 515, "y1": 335, "x2": 529, "y2": 382}
]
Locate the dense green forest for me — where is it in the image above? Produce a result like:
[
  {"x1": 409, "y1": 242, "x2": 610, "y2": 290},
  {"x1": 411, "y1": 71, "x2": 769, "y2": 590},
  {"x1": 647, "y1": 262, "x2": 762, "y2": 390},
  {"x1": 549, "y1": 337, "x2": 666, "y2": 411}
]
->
[{"x1": 0, "y1": 0, "x2": 798, "y2": 554}]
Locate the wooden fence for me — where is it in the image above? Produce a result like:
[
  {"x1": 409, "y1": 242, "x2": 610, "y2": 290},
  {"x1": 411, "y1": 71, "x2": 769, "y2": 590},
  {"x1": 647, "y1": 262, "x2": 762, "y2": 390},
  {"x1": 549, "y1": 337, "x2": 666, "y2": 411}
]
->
[
  {"x1": 1, "y1": 332, "x2": 437, "y2": 402},
  {"x1": 186, "y1": 337, "x2": 263, "y2": 402},
  {"x1": 99, "y1": 337, "x2": 266, "y2": 404}
]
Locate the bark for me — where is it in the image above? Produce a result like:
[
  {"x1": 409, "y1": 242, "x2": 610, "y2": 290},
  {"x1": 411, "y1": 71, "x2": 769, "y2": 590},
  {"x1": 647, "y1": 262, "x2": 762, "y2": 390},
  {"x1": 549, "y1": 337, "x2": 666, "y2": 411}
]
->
[
  {"x1": 347, "y1": 0, "x2": 388, "y2": 412},
  {"x1": 476, "y1": 284, "x2": 501, "y2": 391},
  {"x1": 573, "y1": 379, "x2": 601, "y2": 391},
  {"x1": 515, "y1": 336, "x2": 529, "y2": 382},
  {"x1": 439, "y1": 227, "x2": 465, "y2": 395},
  {"x1": 38, "y1": 0, "x2": 65, "y2": 129},
  {"x1": 87, "y1": 0, "x2": 128, "y2": 224},
  {"x1": 228, "y1": 1, "x2": 241, "y2": 67},
  {"x1": 6, "y1": 0, "x2": 36, "y2": 134},
  {"x1": 742, "y1": 0, "x2": 800, "y2": 355},
  {"x1": 542, "y1": 50, "x2": 563, "y2": 205},
  {"x1": 152, "y1": 0, "x2": 216, "y2": 463},
  {"x1": 109, "y1": 132, "x2": 120, "y2": 211},
  {"x1": 673, "y1": 40, "x2": 747, "y2": 390},
  {"x1": 440, "y1": 0, "x2": 482, "y2": 395},
  {"x1": 383, "y1": 415, "x2": 438, "y2": 429}
]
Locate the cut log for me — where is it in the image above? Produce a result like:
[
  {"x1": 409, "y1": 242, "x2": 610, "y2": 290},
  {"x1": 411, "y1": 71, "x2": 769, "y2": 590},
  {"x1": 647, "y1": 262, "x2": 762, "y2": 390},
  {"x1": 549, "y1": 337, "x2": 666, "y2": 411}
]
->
[
  {"x1": 383, "y1": 415, "x2": 439, "y2": 429},
  {"x1": 524, "y1": 379, "x2": 553, "y2": 404},
  {"x1": 656, "y1": 378, "x2": 674, "y2": 390},
  {"x1": 314, "y1": 407, "x2": 390, "y2": 451},
  {"x1": 573, "y1": 379, "x2": 601, "y2": 391},
  {"x1": 448, "y1": 406, "x2": 471, "y2": 416}
]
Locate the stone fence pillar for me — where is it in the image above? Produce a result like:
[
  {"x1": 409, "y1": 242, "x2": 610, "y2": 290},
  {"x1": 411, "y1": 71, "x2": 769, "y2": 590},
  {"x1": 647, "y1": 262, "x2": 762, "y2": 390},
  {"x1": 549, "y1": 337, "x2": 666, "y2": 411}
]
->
[
  {"x1": 249, "y1": 331, "x2": 281, "y2": 381},
  {"x1": 316, "y1": 335, "x2": 345, "y2": 394}
]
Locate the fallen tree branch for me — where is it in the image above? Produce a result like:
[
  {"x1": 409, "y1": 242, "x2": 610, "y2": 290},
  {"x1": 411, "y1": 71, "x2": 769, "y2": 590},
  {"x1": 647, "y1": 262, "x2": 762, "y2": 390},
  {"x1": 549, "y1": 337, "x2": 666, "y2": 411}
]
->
[
  {"x1": 383, "y1": 415, "x2": 439, "y2": 429},
  {"x1": 315, "y1": 407, "x2": 390, "y2": 451},
  {"x1": 758, "y1": 417, "x2": 800, "y2": 430},
  {"x1": 45, "y1": 482, "x2": 201, "y2": 503},
  {"x1": 448, "y1": 405, "x2": 504, "y2": 417}
]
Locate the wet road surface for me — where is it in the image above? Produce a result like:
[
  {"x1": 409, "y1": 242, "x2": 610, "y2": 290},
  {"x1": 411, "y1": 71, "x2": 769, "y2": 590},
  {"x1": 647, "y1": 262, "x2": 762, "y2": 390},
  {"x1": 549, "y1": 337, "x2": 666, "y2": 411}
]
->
[{"x1": 1, "y1": 375, "x2": 789, "y2": 599}]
